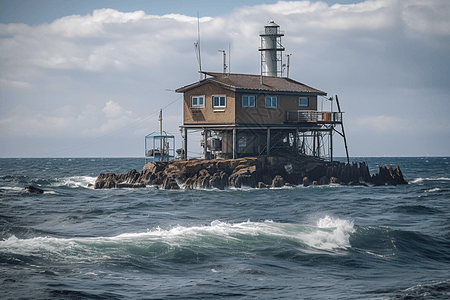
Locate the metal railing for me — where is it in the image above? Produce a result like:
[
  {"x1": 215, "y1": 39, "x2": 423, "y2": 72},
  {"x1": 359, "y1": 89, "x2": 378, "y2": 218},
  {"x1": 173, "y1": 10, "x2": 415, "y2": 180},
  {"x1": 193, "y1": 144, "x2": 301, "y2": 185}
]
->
[{"x1": 286, "y1": 111, "x2": 342, "y2": 123}]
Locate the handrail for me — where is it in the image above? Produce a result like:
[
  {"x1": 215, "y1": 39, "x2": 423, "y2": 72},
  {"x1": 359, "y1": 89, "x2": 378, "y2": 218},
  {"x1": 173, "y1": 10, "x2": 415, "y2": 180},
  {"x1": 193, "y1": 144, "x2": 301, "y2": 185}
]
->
[{"x1": 286, "y1": 111, "x2": 342, "y2": 123}]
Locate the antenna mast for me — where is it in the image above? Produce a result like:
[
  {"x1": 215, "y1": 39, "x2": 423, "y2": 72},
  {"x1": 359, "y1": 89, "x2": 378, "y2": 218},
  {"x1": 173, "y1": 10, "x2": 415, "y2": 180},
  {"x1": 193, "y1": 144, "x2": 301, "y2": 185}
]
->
[
  {"x1": 218, "y1": 50, "x2": 227, "y2": 73},
  {"x1": 228, "y1": 42, "x2": 231, "y2": 74},
  {"x1": 194, "y1": 12, "x2": 203, "y2": 81},
  {"x1": 286, "y1": 54, "x2": 291, "y2": 78}
]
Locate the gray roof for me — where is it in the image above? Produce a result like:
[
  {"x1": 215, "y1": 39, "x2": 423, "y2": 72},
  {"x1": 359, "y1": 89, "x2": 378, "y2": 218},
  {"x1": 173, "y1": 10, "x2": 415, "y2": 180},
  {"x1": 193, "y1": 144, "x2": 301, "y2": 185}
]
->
[{"x1": 175, "y1": 72, "x2": 326, "y2": 95}]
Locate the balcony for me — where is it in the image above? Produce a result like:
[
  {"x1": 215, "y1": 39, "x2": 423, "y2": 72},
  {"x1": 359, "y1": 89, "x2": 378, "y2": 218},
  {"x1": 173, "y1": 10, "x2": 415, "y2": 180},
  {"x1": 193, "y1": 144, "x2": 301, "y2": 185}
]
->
[{"x1": 286, "y1": 111, "x2": 342, "y2": 123}]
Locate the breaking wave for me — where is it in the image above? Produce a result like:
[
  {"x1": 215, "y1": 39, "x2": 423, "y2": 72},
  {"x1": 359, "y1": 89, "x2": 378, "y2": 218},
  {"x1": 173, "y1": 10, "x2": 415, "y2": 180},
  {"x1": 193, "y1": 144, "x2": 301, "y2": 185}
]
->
[{"x1": 0, "y1": 216, "x2": 354, "y2": 264}]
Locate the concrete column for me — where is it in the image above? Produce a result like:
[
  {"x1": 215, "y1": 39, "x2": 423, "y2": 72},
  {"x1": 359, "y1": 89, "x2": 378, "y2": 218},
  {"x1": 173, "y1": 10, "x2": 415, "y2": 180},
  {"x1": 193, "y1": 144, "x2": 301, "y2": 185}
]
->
[{"x1": 266, "y1": 128, "x2": 270, "y2": 155}]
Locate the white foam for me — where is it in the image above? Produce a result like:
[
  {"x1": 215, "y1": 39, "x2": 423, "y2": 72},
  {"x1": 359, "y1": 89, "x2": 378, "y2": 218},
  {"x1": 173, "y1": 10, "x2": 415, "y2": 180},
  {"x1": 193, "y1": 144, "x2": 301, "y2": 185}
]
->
[
  {"x1": 52, "y1": 176, "x2": 97, "y2": 188},
  {"x1": 0, "y1": 186, "x2": 24, "y2": 192},
  {"x1": 411, "y1": 177, "x2": 450, "y2": 184},
  {"x1": 0, "y1": 218, "x2": 355, "y2": 259},
  {"x1": 300, "y1": 215, "x2": 354, "y2": 250}
]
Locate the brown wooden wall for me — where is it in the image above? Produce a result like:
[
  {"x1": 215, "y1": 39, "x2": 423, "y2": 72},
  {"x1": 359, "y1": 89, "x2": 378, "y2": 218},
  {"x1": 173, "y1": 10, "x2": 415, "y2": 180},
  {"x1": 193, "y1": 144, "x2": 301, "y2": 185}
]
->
[
  {"x1": 235, "y1": 93, "x2": 317, "y2": 124},
  {"x1": 182, "y1": 83, "x2": 318, "y2": 125},
  {"x1": 183, "y1": 84, "x2": 236, "y2": 125}
]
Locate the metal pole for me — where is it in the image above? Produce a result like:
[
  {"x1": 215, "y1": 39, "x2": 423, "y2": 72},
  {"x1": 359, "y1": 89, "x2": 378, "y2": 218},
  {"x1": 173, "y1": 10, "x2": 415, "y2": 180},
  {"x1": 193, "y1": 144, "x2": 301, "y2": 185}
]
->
[
  {"x1": 335, "y1": 95, "x2": 350, "y2": 164},
  {"x1": 184, "y1": 127, "x2": 188, "y2": 160},
  {"x1": 203, "y1": 129, "x2": 207, "y2": 159},
  {"x1": 267, "y1": 128, "x2": 271, "y2": 155},
  {"x1": 232, "y1": 128, "x2": 236, "y2": 159},
  {"x1": 312, "y1": 131, "x2": 315, "y2": 156},
  {"x1": 286, "y1": 54, "x2": 291, "y2": 78},
  {"x1": 317, "y1": 132, "x2": 320, "y2": 158},
  {"x1": 159, "y1": 109, "x2": 163, "y2": 152},
  {"x1": 330, "y1": 127, "x2": 333, "y2": 162}
]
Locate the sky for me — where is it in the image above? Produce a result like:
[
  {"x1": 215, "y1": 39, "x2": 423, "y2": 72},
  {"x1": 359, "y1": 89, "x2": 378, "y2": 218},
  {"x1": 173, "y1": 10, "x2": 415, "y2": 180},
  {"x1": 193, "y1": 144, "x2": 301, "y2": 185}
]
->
[{"x1": 0, "y1": 0, "x2": 449, "y2": 158}]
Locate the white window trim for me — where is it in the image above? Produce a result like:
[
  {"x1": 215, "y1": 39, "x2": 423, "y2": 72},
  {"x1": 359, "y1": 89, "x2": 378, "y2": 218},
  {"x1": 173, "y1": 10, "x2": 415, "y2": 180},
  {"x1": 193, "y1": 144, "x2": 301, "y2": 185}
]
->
[
  {"x1": 299, "y1": 97, "x2": 309, "y2": 108},
  {"x1": 265, "y1": 96, "x2": 278, "y2": 108},
  {"x1": 242, "y1": 95, "x2": 256, "y2": 108},
  {"x1": 191, "y1": 95, "x2": 205, "y2": 108},
  {"x1": 213, "y1": 95, "x2": 227, "y2": 108}
]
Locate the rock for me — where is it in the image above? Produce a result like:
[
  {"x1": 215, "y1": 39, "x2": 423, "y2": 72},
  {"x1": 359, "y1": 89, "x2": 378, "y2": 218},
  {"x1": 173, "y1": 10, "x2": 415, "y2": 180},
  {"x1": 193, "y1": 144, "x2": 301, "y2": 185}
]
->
[
  {"x1": 161, "y1": 177, "x2": 180, "y2": 189},
  {"x1": 370, "y1": 165, "x2": 408, "y2": 186},
  {"x1": 330, "y1": 177, "x2": 339, "y2": 184},
  {"x1": 94, "y1": 152, "x2": 408, "y2": 190},
  {"x1": 209, "y1": 171, "x2": 229, "y2": 190},
  {"x1": 257, "y1": 182, "x2": 269, "y2": 189},
  {"x1": 271, "y1": 175, "x2": 285, "y2": 188},
  {"x1": 349, "y1": 181, "x2": 368, "y2": 187},
  {"x1": 24, "y1": 186, "x2": 44, "y2": 194},
  {"x1": 318, "y1": 176, "x2": 329, "y2": 185},
  {"x1": 117, "y1": 183, "x2": 146, "y2": 188},
  {"x1": 303, "y1": 177, "x2": 310, "y2": 187}
]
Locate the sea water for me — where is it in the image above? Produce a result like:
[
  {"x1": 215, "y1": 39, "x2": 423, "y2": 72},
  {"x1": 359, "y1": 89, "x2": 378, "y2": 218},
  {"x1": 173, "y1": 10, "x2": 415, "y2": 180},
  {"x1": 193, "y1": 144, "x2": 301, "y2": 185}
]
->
[{"x1": 0, "y1": 157, "x2": 449, "y2": 299}]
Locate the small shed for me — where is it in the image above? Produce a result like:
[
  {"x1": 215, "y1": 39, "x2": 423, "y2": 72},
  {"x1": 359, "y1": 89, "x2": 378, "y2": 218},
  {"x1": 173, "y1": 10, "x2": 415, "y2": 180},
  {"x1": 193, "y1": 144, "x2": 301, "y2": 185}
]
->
[{"x1": 144, "y1": 132, "x2": 175, "y2": 162}]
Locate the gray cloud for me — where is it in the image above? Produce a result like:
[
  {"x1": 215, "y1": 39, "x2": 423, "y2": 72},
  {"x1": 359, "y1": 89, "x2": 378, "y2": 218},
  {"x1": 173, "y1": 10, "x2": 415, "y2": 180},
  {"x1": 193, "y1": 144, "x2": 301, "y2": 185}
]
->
[{"x1": 0, "y1": 0, "x2": 449, "y2": 157}]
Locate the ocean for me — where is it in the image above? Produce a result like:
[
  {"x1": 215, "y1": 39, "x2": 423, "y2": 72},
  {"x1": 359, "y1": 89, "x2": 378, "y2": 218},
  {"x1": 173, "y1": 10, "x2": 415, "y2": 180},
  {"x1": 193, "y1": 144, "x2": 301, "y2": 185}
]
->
[{"x1": 1, "y1": 157, "x2": 449, "y2": 299}]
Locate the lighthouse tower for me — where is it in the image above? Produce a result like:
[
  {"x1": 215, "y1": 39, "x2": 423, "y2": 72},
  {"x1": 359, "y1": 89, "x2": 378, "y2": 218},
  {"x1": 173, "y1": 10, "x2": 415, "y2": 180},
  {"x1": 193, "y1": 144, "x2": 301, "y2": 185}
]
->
[{"x1": 259, "y1": 20, "x2": 285, "y2": 77}]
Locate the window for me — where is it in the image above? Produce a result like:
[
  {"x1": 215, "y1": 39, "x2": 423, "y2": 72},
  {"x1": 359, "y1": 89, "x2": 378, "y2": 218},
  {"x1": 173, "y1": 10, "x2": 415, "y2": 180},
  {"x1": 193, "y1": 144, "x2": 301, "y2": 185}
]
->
[
  {"x1": 265, "y1": 96, "x2": 278, "y2": 108},
  {"x1": 299, "y1": 97, "x2": 309, "y2": 107},
  {"x1": 213, "y1": 95, "x2": 226, "y2": 108},
  {"x1": 191, "y1": 95, "x2": 205, "y2": 108},
  {"x1": 242, "y1": 95, "x2": 256, "y2": 107}
]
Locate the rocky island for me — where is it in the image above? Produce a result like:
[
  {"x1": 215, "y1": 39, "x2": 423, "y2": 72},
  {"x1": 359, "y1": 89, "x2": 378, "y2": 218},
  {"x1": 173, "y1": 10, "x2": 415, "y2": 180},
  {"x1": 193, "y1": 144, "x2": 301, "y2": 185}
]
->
[{"x1": 94, "y1": 152, "x2": 407, "y2": 190}]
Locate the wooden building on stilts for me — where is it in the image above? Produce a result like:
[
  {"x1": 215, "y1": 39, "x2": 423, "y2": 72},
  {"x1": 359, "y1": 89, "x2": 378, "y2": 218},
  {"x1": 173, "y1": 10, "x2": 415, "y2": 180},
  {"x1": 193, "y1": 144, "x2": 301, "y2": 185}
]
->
[{"x1": 176, "y1": 20, "x2": 349, "y2": 162}]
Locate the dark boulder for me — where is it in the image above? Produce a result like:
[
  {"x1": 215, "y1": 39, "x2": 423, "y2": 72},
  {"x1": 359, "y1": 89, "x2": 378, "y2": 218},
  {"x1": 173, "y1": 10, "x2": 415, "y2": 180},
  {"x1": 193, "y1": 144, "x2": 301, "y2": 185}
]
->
[
  {"x1": 161, "y1": 177, "x2": 180, "y2": 190},
  {"x1": 24, "y1": 186, "x2": 44, "y2": 194},
  {"x1": 271, "y1": 175, "x2": 285, "y2": 188}
]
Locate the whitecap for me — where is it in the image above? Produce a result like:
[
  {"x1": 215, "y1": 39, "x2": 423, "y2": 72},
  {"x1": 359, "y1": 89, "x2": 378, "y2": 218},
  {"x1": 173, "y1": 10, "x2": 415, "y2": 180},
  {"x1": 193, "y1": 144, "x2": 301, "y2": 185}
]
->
[{"x1": 51, "y1": 176, "x2": 97, "y2": 188}]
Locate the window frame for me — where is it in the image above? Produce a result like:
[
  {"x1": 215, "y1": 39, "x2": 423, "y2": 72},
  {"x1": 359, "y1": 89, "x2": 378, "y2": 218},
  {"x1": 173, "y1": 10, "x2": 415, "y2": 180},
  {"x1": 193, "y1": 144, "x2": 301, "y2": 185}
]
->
[
  {"x1": 191, "y1": 95, "x2": 205, "y2": 108},
  {"x1": 299, "y1": 97, "x2": 309, "y2": 108},
  {"x1": 212, "y1": 95, "x2": 227, "y2": 108},
  {"x1": 265, "y1": 96, "x2": 278, "y2": 108},
  {"x1": 242, "y1": 95, "x2": 256, "y2": 108}
]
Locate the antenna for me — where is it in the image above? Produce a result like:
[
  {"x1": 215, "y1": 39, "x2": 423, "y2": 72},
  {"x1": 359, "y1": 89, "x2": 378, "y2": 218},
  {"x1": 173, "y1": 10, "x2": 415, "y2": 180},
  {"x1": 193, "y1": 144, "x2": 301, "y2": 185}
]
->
[
  {"x1": 218, "y1": 50, "x2": 227, "y2": 73},
  {"x1": 228, "y1": 42, "x2": 231, "y2": 74},
  {"x1": 159, "y1": 109, "x2": 163, "y2": 151},
  {"x1": 194, "y1": 12, "x2": 203, "y2": 81},
  {"x1": 285, "y1": 54, "x2": 292, "y2": 78}
]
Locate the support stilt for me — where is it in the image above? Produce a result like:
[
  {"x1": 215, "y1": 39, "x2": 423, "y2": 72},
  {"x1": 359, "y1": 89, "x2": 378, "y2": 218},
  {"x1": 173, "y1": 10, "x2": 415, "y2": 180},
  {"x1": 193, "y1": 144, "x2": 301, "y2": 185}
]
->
[{"x1": 336, "y1": 95, "x2": 350, "y2": 164}]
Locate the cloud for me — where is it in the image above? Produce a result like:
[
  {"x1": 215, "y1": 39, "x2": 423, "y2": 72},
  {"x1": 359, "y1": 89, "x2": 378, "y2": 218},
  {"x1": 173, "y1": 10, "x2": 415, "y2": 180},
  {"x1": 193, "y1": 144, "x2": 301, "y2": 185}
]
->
[
  {"x1": 348, "y1": 113, "x2": 450, "y2": 134},
  {"x1": 0, "y1": 0, "x2": 449, "y2": 156},
  {"x1": 0, "y1": 101, "x2": 140, "y2": 138},
  {"x1": 401, "y1": 0, "x2": 450, "y2": 35}
]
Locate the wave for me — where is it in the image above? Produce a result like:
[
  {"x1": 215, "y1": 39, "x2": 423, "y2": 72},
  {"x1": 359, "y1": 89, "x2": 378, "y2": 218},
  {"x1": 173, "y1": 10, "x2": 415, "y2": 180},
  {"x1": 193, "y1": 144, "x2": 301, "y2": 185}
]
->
[
  {"x1": 0, "y1": 216, "x2": 354, "y2": 264},
  {"x1": 410, "y1": 177, "x2": 450, "y2": 184},
  {"x1": 387, "y1": 279, "x2": 450, "y2": 300},
  {"x1": 390, "y1": 205, "x2": 442, "y2": 215},
  {"x1": 2, "y1": 216, "x2": 448, "y2": 267},
  {"x1": 0, "y1": 176, "x2": 97, "y2": 192},
  {"x1": 350, "y1": 225, "x2": 450, "y2": 262},
  {"x1": 50, "y1": 176, "x2": 97, "y2": 189}
]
